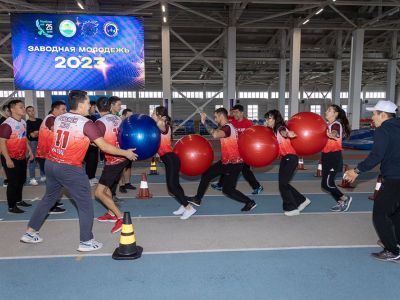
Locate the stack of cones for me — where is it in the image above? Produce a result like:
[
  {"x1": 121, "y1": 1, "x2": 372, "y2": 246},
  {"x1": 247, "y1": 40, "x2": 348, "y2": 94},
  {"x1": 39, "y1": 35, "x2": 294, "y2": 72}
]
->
[
  {"x1": 149, "y1": 157, "x2": 159, "y2": 175},
  {"x1": 136, "y1": 173, "x2": 152, "y2": 199},
  {"x1": 339, "y1": 164, "x2": 356, "y2": 189},
  {"x1": 314, "y1": 160, "x2": 322, "y2": 177},
  {"x1": 112, "y1": 212, "x2": 143, "y2": 260},
  {"x1": 297, "y1": 158, "x2": 306, "y2": 170},
  {"x1": 368, "y1": 174, "x2": 382, "y2": 201}
]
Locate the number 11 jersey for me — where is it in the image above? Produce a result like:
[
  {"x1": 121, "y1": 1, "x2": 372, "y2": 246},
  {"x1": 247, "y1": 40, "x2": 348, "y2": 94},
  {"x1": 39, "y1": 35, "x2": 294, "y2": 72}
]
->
[{"x1": 47, "y1": 112, "x2": 102, "y2": 167}]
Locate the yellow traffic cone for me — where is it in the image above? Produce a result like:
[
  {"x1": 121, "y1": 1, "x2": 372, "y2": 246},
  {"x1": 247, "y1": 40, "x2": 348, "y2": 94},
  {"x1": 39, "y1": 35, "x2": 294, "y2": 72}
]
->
[
  {"x1": 112, "y1": 212, "x2": 143, "y2": 260},
  {"x1": 149, "y1": 157, "x2": 159, "y2": 175}
]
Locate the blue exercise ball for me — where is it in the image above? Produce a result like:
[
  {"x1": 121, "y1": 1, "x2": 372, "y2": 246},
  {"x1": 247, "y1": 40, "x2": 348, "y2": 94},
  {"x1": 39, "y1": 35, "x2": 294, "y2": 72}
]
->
[{"x1": 118, "y1": 114, "x2": 161, "y2": 160}]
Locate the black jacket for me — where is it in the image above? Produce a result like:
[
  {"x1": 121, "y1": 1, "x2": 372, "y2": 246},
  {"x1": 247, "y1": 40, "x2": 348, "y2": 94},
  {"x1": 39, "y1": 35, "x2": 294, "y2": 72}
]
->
[{"x1": 357, "y1": 117, "x2": 400, "y2": 179}]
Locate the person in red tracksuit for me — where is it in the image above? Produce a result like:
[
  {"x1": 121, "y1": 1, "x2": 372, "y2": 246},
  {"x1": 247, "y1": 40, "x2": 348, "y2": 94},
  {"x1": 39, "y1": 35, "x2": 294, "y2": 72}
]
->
[
  {"x1": 0, "y1": 100, "x2": 34, "y2": 214},
  {"x1": 265, "y1": 110, "x2": 311, "y2": 216},
  {"x1": 211, "y1": 104, "x2": 264, "y2": 195},
  {"x1": 36, "y1": 101, "x2": 67, "y2": 214},
  {"x1": 152, "y1": 106, "x2": 196, "y2": 220},
  {"x1": 95, "y1": 97, "x2": 133, "y2": 233},
  {"x1": 21, "y1": 90, "x2": 137, "y2": 252},
  {"x1": 321, "y1": 104, "x2": 352, "y2": 212},
  {"x1": 188, "y1": 108, "x2": 257, "y2": 212}
]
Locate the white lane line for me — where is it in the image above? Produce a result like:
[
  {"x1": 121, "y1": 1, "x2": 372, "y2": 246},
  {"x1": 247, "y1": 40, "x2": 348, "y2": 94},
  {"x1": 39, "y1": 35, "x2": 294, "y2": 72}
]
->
[
  {"x1": 0, "y1": 211, "x2": 372, "y2": 223},
  {"x1": 0, "y1": 191, "x2": 375, "y2": 203},
  {"x1": 0, "y1": 244, "x2": 379, "y2": 261}
]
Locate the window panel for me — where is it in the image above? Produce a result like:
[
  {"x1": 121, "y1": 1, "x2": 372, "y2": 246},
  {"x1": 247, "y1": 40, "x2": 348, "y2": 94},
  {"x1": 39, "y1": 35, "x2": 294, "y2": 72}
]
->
[
  {"x1": 284, "y1": 105, "x2": 289, "y2": 121},
  {"x1": 149, "y1": 104, "x2": 158, "y2": 116},
  {"x1": 310, "y1": 105, "x2": 321, "y2": 115},
  {"x1": 247, "y1": 104, "x2": 258, "y2": 120}
]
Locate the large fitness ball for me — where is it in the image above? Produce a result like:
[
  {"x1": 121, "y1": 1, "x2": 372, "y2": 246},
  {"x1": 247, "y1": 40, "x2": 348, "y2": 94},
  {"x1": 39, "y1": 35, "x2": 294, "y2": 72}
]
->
[
  {"x1": 287, "y1": 112, "x2": 328, "y2": 156},
  {"x1": 238, "y1": 125, "x2": 279, "y2": 167},
  {"x1": 173, "y1": 134, "x2": 214, "y2": 176},
  {"x1": 118, "y1": 114, "x2": 161, "y2": 160}
]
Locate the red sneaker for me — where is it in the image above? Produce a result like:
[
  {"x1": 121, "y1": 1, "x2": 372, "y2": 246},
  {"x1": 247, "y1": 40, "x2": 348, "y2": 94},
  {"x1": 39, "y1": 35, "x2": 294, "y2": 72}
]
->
[
  {"x1": 111, "y1": 218, "x2": 123, "y2": 234},
  {"x1": 97, "y1": 212, "x2": 117, "y2": 223}
]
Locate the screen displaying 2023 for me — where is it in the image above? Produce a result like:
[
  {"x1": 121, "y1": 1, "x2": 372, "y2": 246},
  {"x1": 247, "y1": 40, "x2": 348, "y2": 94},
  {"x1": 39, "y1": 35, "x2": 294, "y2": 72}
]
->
[{"x1": 11, "y1": 13, "x2": 145, "y2": 90}]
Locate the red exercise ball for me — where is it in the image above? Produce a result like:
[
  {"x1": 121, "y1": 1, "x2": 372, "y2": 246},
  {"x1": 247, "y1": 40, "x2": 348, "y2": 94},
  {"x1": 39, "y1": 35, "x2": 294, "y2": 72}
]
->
[
  {"x1": 238, "y1": 125, "x2": 279, "y2": 167},
  {"x1": 173, "y1": 134, "x2": 214, "y2": 176},
  {"x1": 287, "y1": 112, "x2": 328, "y2": 156}
]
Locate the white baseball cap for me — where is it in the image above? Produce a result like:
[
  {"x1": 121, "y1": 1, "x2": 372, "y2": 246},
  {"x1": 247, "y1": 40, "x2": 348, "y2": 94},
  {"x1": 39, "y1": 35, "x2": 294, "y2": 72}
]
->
[{"x1": 366, "y1": 100, "x2": 398, "y2": 113}]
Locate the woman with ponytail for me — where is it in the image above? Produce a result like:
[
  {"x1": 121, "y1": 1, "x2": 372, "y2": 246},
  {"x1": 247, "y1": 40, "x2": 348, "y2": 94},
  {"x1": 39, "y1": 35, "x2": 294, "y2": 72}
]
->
[
  {"x1": 265, "y1": 110, "x2": 311, "y2": 216},
  {"x1": 321, "y1": 104, "x2": 352, "y2": 212},
  {"x1": 151, "y1": 106, "x2": 196, "y2": 220}
]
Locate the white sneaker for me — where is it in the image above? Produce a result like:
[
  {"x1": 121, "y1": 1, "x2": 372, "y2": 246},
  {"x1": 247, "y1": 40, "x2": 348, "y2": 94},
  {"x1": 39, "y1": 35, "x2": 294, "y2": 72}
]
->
[
  {"x1": 284, "y1": 209, "x2": 300, "y2": 216},
  {"x1": 77, "y1": 239, "x2": 103, "y2": 252},
  {"x1": 180, "y1": 207, "x2": 196, "y2": 220},
  {"x1": 29, "y1": 178, "x2": 38, "y2": 186},
  {"x1": 40, "y1": 176, "x2": 46, "y2": 182},
  {"x1": 298, "y1": 198, "x2": 311, "y2": 212},
  {"x1": 20, "y1": 232, "x2": 43, "y2": 244},
  {"x1": 173, "y1": 205, "x2": 186, "y2": 215}
]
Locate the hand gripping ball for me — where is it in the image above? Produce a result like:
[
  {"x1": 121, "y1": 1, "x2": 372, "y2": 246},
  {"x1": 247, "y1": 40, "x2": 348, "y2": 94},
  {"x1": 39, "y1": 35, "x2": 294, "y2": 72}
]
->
[{"x1": 118, "y1": 114, "x2": 161, "y2": 160}]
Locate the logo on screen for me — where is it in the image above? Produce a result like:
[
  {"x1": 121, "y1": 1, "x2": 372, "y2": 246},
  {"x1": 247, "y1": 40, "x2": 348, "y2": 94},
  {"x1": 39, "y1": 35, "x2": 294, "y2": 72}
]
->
[
  {"x1": 59, "y1": 20, "x2": 76, "y2": 38},
  {"x1": 103, "y1": 22, "x2": 118, "y2": 37},
  {"x1": 35, "y1": 19, "x2": 53, "y2": 38},
  {"x1": 81, "y1": 20, "x2": 99, "y2": 37}
]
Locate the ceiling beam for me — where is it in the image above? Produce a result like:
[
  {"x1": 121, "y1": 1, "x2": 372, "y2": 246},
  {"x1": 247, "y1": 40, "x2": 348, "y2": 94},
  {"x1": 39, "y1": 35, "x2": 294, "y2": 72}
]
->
[
  {"x1": 0, "y1": 0, "x2": 50, "y2": 11},
  {"x1": 239, "y1": 4, "x2": 320, "y2": 26},
  {"x1": 120, "y1": 0, "x2": 159, "y2": 15},
  {"x1": 328, "y1": 4, "x2": 357, "y2": 28},
  {"x1": 168, "y1": 1, "x2": 227, "y2": 26}
]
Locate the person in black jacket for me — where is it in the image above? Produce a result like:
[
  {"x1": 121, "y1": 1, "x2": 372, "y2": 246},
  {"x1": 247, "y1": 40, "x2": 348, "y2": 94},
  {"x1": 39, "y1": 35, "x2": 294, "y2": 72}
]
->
[
  {"x1": 26, "y1": 106, "x2": 44, "y2": 185},
  {"x1": 0, "y1": 104, "x2": 9, "y2": 187},
  {"x1": 345, "y1": 100, "x2": 400, "y2": 262}
]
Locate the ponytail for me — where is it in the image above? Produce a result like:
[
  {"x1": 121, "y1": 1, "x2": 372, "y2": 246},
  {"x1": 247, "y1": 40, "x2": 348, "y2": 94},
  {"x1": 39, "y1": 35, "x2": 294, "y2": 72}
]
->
[
  {"x1": 330, "y1": 104, "x2": 351, "y2": 139},
  {"x1": 155, "y1": 106, "x2": 172, "y2": 129}
]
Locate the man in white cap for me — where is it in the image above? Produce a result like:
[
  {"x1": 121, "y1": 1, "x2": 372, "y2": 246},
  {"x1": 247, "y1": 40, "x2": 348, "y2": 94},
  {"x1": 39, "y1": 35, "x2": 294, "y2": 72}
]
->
[{"x1": 345, "y1": 100, "x2": 400, "y2": 262}]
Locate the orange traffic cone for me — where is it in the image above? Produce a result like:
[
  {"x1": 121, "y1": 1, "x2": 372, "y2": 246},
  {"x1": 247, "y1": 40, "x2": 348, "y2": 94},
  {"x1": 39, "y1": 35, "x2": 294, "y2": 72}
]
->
[
  {"x1": 339, "y1": 164, "x2": 355, "y2": 189},
  {"x1": 297, "y1": 158, "x2": 306, "y2": 170},
  {"x1": 314, "y1": 160, "x2": 322, "y2": 177},
  {"x1": 149, "y1": 157, "x2": 159, "y2": 175},
  {"x1": 136, "y1": 173, "x2": 152, "y2": 199},
  {"x1": 112, "y1": 212, "x2": 143, "y2": 260},
  {"x1": 368, "y1": 174, "x2": 382, "y2": 201}
]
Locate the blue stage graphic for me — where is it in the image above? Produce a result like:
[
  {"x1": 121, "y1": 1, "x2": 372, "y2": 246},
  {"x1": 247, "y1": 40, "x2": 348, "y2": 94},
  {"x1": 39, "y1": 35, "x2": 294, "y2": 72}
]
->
[{"x1": 11, "y1": 13, "x2": 145, "y2": 90}]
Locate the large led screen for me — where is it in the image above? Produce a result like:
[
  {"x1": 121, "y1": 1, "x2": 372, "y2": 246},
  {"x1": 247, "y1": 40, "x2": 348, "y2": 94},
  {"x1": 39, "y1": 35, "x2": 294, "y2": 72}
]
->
[{"x1": 11, "y1": 13, "x2": 145, "y2": 90}]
